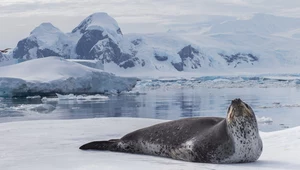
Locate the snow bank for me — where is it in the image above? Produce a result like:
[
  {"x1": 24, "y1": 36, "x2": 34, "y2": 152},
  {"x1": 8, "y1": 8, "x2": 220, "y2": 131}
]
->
[
  {"x1": 0, "y1": 118, "x2": 299, "y2": 170},
  {"x1": 0, "y1": 57, "x2": 138, "y2": 97}
]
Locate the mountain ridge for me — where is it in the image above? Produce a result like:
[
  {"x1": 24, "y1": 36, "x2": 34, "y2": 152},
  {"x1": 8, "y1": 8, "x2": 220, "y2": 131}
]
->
[{"x1": 4, "y1": 12, "x2": 300, "y2": 74}]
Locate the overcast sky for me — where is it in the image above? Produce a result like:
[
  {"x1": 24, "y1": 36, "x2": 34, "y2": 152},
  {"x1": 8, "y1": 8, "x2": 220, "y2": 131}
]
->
[{"x1": 1, "y1": 0, "x2": 300, "y2": 49}]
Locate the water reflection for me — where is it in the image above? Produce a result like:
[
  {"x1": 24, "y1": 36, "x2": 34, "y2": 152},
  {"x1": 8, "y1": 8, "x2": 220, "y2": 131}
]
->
[
  {"x1": 1, "y1": 87, "x2": 300, "y2": 132},
  {"x1": 52, "y1": 95, "x2": 141, "y2": 119}
]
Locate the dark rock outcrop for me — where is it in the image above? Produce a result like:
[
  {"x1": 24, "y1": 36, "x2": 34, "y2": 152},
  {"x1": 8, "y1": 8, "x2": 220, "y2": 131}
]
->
[
  {"x1": 13, "y1": 38, "x2": 63, "y2": 59},
  {"x1": 172, "y1": 62, "x2": 184, "y2": 71},
  {"x1": 37, "y1": 49, "x2": 61, "y2": 58},
  {"x1": 13, "y1": 38, "x2": 38, "y2": 59},
  {"x1": 131, "y1": 38, "x2": 142, "y2": 46},
  {"x1": 219, "y1": 53, "x2": 259, "y2": 68},
  {"x1": 173, "y1": 45, "x2": 203, "y2": 71},
  {"x1": 88, "y1": 38, "x2": 119, "y2": 61},
  {"x1": 88, "y1": 38, "x2": 144, "y2": 69},
  {"x1": 76, "y1": 30, "x2": 108, "y2": 58},
  {"x1": 154, "y1": 54, "x2": 168, "y2": 61},
  {"x1": 178, "y1": 45, "x2": 199, "y2": 59}
]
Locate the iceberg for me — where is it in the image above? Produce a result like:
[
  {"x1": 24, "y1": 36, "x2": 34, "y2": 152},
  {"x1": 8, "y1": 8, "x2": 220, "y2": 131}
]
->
[{"x1": 0, "y1": 57, "x2": 138, "y2": 97}]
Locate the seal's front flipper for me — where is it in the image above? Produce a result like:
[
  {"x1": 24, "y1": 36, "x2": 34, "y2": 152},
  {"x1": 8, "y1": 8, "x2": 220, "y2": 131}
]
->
[{"x1": 79, "y1": 139, "x2": 119, "y2": 150}]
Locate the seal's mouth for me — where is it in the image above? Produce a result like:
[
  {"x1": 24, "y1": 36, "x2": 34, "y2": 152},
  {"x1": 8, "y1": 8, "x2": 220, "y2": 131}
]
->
[{"x1": 227, "y1": 98, "x2": 253, "y2": 121}]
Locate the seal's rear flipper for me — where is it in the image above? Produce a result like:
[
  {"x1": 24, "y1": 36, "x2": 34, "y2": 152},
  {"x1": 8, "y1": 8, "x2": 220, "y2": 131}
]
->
[{"x1": 79, "y1": 139, "x2": 119, "y2": 150}]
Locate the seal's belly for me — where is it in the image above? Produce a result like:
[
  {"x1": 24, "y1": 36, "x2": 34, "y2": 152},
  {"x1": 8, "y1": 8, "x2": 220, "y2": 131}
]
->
[
  {"x1": 116, "y1": 139, "x2": 197, "y2": 161},
  {"x1": 222, "y1": 136, "x2": 263, "y2": 163}
]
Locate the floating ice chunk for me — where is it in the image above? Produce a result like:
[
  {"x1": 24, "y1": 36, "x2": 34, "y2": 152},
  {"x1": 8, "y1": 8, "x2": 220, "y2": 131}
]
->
[
  {"x1": 56, "y1": 93, "x2": 109, "y2": 101},
  {"x1": 212, "y1": 78, "x2": 231, "y2": 82},
  {"x1": 256, "y1": 116, "x2": 273, "y2": 124},
  {"x1": 11, "y1": 104, "x2": 56, "y2": 113},
  {"x1": 26, "y1": 95, "x2": 41, "y2": 99},
  {"x1": 282, "y1": 104, "x2": 300, "y2": 107},
  {"x1": 258, "y1": 103, "x2": 300, "y2": 109},
  {"x1": 41, "y1": 97, "x2": 59, "y2": 103}
]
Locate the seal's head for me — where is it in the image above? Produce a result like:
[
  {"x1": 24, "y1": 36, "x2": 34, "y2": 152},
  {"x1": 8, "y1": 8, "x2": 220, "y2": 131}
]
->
[
  {"x1": 225, "y1": 98, "x2": 263, "y2": 163},
  {"x1": 227, "y1": 98, "x2": 255, "y2": 123}
]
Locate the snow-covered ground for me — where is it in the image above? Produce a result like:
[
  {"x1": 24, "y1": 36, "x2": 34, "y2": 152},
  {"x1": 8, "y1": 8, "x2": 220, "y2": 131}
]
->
[
  {"x1": 0, "y1": 57, "x2": 138, "y2": 97},
  {"x1": 0, "y1": 118, "x2": 299, "y2": 170}
]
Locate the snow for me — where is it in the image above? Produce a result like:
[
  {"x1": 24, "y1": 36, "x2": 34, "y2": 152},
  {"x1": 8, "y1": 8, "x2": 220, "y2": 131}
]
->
[
  {"x1": 72, "y1": 12, "x2": 122, "y2": 43},
  {"x1": 0, "y1": 57, "x2": 138, "y2": 97},
  {"x1": 0, "y1": 118, "x2": 299, "y2": 170},
  {"x1": 3, "y1": 13, "x2": 300, "y2": 75},
  {"x1": 67, "y1": 59, "x2": 104, "y2": 70},
  {"x1": 106, "y1": 32, "x2": 212, "y2": 73},
  {"x1": 55, "y1": 93, "x2": 109, "y2": 101},
  {"x1": 30, "y1": 23, "x2": 66, "y2": 47}
]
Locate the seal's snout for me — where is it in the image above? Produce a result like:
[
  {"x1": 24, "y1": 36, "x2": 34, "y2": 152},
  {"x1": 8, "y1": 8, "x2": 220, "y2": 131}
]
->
[
  {"x1": 228, "y1": 98, "x2": 254, "y2": 120},
  {"x1": 231, "y1": 98, "x2": 242, "y2": 105}
]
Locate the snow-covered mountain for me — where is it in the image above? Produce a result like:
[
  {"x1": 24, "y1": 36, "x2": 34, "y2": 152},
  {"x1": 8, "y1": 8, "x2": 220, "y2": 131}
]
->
[
  {"x1": 6, "y1": 12, "x2": 300, "y2": 74},
  {"x1": 12, "y1": 22, "x2": 75, "y2": 60}
]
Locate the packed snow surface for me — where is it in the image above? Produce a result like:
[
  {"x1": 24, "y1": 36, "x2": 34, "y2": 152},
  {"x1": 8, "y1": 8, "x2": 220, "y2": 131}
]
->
[
  {"x1": 0, "y1": 57, "x2": 138, "y2": 97},
  {"x1": 0, "y1": 118, "x2": 299, "y2": 170}
]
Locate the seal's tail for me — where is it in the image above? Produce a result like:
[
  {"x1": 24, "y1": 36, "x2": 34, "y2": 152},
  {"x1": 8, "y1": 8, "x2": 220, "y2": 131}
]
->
[{"x1": 79, "y1": 139, "x2": 119, "y2": 150}]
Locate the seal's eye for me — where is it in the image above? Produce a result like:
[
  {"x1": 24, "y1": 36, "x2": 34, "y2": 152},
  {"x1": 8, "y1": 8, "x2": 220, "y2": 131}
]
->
[{"x1": 245, "y1": 103, "x2": 250, "y2": 109}]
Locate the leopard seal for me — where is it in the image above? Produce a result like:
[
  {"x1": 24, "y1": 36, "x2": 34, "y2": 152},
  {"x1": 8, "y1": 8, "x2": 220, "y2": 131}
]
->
[{"x1": 79, "y1": 98, "x2": 263, "y2": 163}]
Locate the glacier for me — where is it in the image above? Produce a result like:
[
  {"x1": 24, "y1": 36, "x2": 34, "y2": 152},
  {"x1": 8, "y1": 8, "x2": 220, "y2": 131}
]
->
[{"x1": 0, "y1": 57, "x2": 138, "y2": 97}]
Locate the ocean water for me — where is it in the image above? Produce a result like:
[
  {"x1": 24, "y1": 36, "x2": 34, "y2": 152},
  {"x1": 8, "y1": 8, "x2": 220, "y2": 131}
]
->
[{"x1": 1, "y1": 87, "x2": 300, "y2": 132}]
